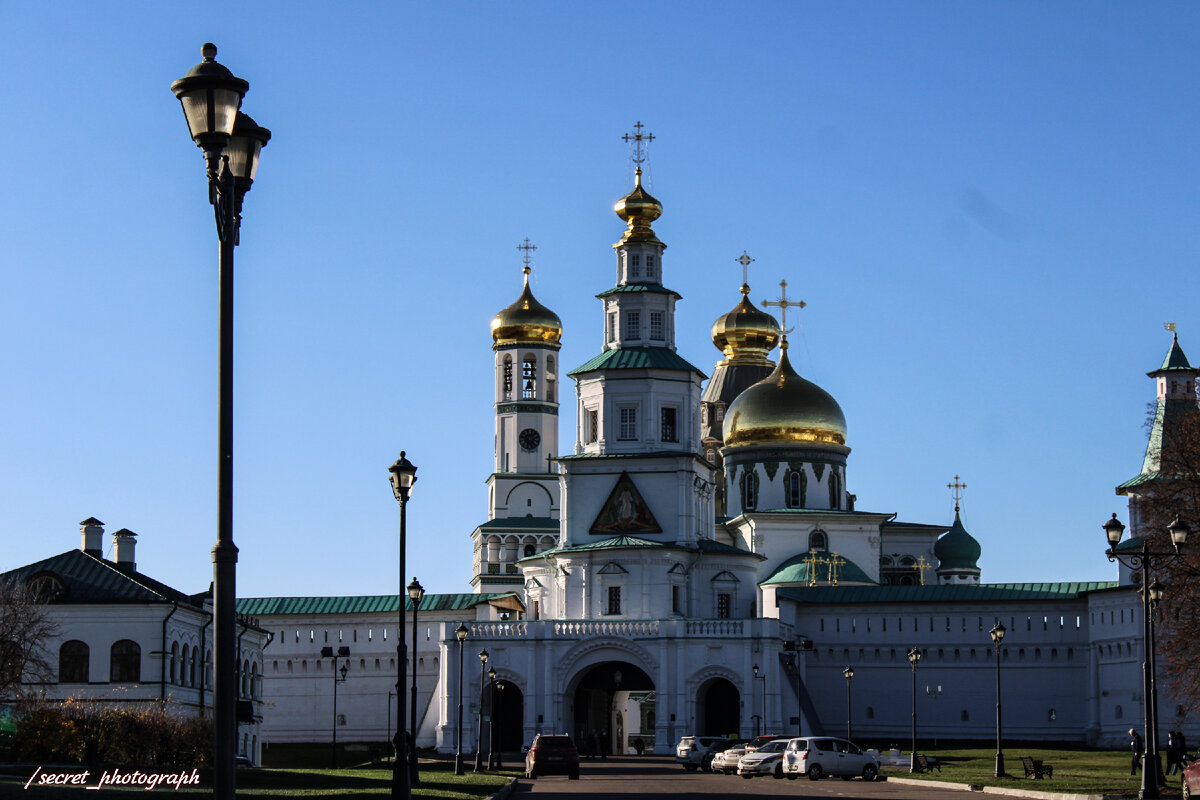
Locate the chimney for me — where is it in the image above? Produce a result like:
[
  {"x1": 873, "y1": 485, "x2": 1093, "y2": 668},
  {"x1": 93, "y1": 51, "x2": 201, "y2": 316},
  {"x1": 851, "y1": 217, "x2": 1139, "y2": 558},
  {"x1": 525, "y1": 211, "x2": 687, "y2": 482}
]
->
[
  {"x1": 112, "y1": 528, "x2": 137, "y2": 572},
  {"x1": 80, "y1": 517, "x2": 104, "y2": 557}
]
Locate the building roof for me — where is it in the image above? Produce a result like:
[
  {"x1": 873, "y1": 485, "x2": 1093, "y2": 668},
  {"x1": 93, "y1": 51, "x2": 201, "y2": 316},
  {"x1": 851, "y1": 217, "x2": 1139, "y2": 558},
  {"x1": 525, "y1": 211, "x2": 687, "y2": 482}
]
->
[
  {"x1": 568, "y1": 346, "x2": 706, "y2": 378},
  {"x1": 778, "y1": 581, "x2": 1117, "y2": 605},
  {"x1": 761, "y1": 552, "x2": 876, "y2": 586},
  {"x1": 477, "y1": 517, "x2": 559, "y2": 531},
  {"x1": 236, "y1": 592, "x2": 524, "y2": 616},
  {"x1": 595, "y1": 283, "x2": 682, "y2": 300},
  {"x1": 519, "y1": 534, "x2": 764, "y2": 562},
  {"x1": 933, "y1": 512, "x2": 982, "y2": 570},
  {"x1": 0, "y1": 549, "x2": 202, "y2": 607}
]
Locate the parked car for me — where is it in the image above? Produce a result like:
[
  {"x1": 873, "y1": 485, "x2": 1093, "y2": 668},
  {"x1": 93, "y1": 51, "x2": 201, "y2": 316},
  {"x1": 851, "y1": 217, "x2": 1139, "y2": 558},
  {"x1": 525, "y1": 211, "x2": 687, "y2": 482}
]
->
[
  {"x1": 714, "y1": 743, "x2": 749, "y2": 774},
  {"x1": 781, "y1": 736, "x2": 879, "y2": 781},
  {"x1": 525, "y1": 734, "x2": 580, "y2": 780},
  {"x1": 1184, "y1": 756, "x2": 1200, "y2": 799},
  {"x1": 744, "y1": 734, "x2": 787, "y2": 754},
  {"x1": 737, "y1": 739, "x2": 790, "y2": 778},
  {"x1": 675, "y1": 735, "x2": 731, "y2": 771}
]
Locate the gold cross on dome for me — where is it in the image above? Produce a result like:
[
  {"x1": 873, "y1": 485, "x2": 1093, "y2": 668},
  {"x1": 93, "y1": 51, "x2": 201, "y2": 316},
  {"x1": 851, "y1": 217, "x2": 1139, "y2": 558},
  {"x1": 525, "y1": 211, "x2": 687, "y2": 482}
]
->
[
  {"x1": 762, "y1": 279, "x2": 806, "y2": 334},
  {"x1": 947, "y1": 475, "x2": 967, "y2": 513},
  {"x1": 622, "y1": 121, "x2": 655, "y2": 166},
  {"x1": 517, "y1": 238, "x2": 537, "y2": 271},
  {"x1": 827, "y1": 553, "x2": 846, "y2": 586},
  {"x1": 736, "y1": 251, "x2": 755, "y2": 287},
  {"x1": 915, "y1": 555, "x2": 932, "y2": 586}
]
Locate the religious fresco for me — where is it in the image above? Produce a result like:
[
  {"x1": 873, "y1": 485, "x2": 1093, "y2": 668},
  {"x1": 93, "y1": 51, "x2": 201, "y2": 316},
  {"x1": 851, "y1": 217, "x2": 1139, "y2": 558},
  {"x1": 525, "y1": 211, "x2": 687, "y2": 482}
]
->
[{"x1": 590, "y1": 472, "x2": 662, "y2": 534}]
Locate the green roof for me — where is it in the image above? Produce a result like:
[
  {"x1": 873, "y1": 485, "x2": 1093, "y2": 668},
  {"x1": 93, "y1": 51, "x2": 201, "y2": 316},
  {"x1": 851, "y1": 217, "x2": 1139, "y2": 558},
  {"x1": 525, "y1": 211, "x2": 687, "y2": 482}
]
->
[
  {"x1": 932, "y1": 512, "x2": 981, "y2": 570},
  {"x1": 1152, "y1": 336, "x2": 1196, "y2": 373},
  {"x1": 477, "y1": 517, "x2": 559, "y2": 531},
  {"x1": 595, "y1": 283, "x2": 682, "y2": 300},
  {"x1": 568, "y1": 346, "x2": 706, "y2": 378},
  {"x1": 762, "y1": 552, "x2": 876, "y2": 586},
  {"x1": 519, "y1": 534, "x2": 762, "y2": 562},
  {"x1": 0, "y1": 550, "x2": 201, "y2": 606},
  {"x1": 236, "y1": 592, "x2": 521, "y2": 616},
  {"x1": 778, "y1": 582, "x2": 1117, "y2": 605}
]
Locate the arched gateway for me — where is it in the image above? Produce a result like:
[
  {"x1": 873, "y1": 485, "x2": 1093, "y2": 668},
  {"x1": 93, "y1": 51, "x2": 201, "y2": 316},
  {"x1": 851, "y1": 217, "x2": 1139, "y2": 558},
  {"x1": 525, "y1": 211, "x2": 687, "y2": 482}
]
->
[
  {"x1": 568, "y1": 661, "x2": 654, "y2": 757},
  {"x1": 696, "y1": 677, "x2": 740, "y2": 737}
]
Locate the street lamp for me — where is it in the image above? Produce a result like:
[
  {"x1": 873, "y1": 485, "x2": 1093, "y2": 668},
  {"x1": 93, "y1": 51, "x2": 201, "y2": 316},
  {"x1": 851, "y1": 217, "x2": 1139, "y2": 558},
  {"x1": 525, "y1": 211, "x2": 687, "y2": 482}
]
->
[
  {"x1": 989, "y1": 620, "x2": 1007, "y2": 777},
  {"x1": 487, "y1": 666, "x2": 498, "y2": 769},
  {"x1": 387, "y1": 452, "x2": 418, "y2": 800},
  {"x1": 455, "y1": 623, "x2": 469, "y2": 774},
  {"x1": 407, "y1": 578, "x2": 424, "y2": 785},
  {"x1": 1104, "y1": 513, "x2": 1189, "y2": 800},
  {"x1": 496, "y1": 680, "x2": 507, "y2": 769},
  {"x1": 474, "y1": 649, "x2": 489, "y2": 772},
  {"x1": 171, "y1": 43, "x2": 269, "y2": 800},
  {"x1": 907, "y1": 647, "x2": 921, "y2": 773},
  {"x1": 843, "y1": 666, "x2": 854, "y2": 741},
  {"x1": 752, "y1": 663, "x2": 763, "y2": 735},
  {"x1": 321, "y1": 646, "x2": 350, "y2": 768}
]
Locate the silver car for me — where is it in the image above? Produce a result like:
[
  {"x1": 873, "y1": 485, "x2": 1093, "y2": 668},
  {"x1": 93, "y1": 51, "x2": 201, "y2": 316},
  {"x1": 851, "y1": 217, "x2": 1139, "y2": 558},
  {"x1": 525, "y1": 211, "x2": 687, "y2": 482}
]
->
[
  {"x1": 675, "y1": 735, "x2": 729, "y2": 771},
  {"x1": 737, "y1": 739, "x2": 790, "y2": 778},
  {"x1": 782, "y1": 736, "x2": 879, "y2": 781}
]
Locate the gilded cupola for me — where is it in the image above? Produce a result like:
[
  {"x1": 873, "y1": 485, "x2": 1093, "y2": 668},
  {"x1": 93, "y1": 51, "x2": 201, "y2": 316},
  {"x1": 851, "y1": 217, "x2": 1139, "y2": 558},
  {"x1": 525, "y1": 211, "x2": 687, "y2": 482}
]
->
[
  {"x1": 722, "y1": 338, "x2": 847, "y2": 448},
  {"x1": 711, "y1": 284, "x2": 781, "y2": 367},
  {"x1": 490, "y1": 266, "x2": 562, "y2": 348},
  {"x1": 613, "y1": 168, "x2": 665, "y2": 248}
]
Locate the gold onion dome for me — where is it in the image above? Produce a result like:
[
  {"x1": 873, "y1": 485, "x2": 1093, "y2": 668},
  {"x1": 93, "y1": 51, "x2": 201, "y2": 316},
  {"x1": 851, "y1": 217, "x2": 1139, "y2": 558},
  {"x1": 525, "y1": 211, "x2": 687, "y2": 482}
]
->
[
  {"x1": 490, "y1": 268, "x2": 562, "y2": 347},
  {"x1": 711, "y1": 285, "x2": 781, "y2": 366},
  {"x1": 722, "y1": 339, "x2": 847, "y2": 447},
  {"x1": 613, "y1": 168, "x2": 664, "y2": 246}
]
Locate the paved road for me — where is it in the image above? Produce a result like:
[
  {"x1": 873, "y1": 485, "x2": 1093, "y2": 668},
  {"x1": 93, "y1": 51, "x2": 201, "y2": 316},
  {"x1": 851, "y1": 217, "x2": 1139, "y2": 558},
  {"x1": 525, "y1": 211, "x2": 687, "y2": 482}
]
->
[{"x1": 512, "y1": 757, "x2": 963, "y2": 799}]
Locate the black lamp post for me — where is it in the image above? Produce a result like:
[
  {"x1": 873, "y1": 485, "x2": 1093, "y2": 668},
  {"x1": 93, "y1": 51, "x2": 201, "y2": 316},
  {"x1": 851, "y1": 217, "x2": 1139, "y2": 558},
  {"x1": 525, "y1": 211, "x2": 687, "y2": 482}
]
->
[
  {"x1": 171, "y1": 43, "x2": 269, "y2": 800},
  {"x1": 907, "y1": 647, "x2": 921, "y2": 772},
  {"x1": 454, "y1": 623, "x2": 469, "y2": 774},
  {"x1": 752, "y1": 663, "x2": 766, "y2": 734},
  {"x1": 407, "y1": 578, "x2": 424, "y2": 785},
  {"x1": 474, "y1": 649, "x2": 488, "y2": 772},
  {"x1": 496, "y1": 679, "x2": 507, "y2": 769},
  {"x1": 843, "y1": 666, "x2": 854, "y2": 741},
  {"x1": 487, "y1": 666, "x2": 498, "y2": 769},
  {"x1": 320, "y1": 646, "x2": 350, "y2": 769},
  {"x1": 1105, "y1": 513, "x2": 1188, "y2": 800},
  {"x1": 990, "y1": 620, "x2": 1007, "y2": 777},
  {"x1": 387, "y1": 453, "x2": 418, "y2": 800}
]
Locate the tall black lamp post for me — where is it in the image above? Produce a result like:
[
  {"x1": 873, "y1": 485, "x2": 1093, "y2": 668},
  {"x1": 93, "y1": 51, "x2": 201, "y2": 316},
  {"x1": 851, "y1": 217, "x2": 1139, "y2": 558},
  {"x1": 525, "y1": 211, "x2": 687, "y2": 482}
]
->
[
  {"x1": 407, "y1": 578, "x2": 424, "y2": 785},
  {"x1": 321, "y1": 646, "x2": 350, "y2": 768},
  {"x1": 907, "y1": 647, "x2": 921, "y2": 772},
  {"x1": 843, "y1": 666, "x2": 854, "y2": 741},
  {"x1": 474, "y1": 649, "x2": 489, "y2": 772},
  {"x1": 1104, "y1": 513, "x2": 1189, "y2": 800},
  {"x1": 487, "y1": 666, "x2": 498, "y2": 769},
  {"x1": 171, "y1": 43, "x2": 270, "y2": 800},
  {"x1": 454, "y1": 623, "x2": 469, "y2": 774},
  {"x1": 989, "y1": 620, "x2": 1007, "y2": 777},
  {"x1": 752, "y1": 663, "x2": 766, "y2": 733},
  {"x1": 387, "y1": 453, "x2": 418, "y2": 800}
]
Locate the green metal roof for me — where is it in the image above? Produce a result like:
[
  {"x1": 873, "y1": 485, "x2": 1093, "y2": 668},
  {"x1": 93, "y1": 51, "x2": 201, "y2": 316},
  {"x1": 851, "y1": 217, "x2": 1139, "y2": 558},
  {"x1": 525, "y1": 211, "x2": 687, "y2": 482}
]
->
[
  {"x1": 0, "y1": 549, "x2": 201, "y2": 607},
  {"x1": 933, "y1": 513, "x2": 982, "y2": 570},
  {"x1": 1153, "y1": 336, "x2": 1196, "y2": 373},
  {"x1": 697, "y1": 538, "x2": 763, "y2": 558},
  {"x1": 477, "y1": 517, "x2": 559, "y2": 531},
  {"x1": 761, "y1": 552, "x2": 876, "y2": 586},
  {"x1": 568, "y1": 346, "x2": 706, "y2": 378},
  {"x1": 778, "y1": 582, "x2": 1117, "y2": 605},
  {"x1": 595, "y1": 283, "x2": 682, "y2": 300},
  {"x1": 236, "y1": 592, "x2": 521, "y2": 616},
  {"x1": 521, "y1": 535, "x2": 764, "y2": 562}
]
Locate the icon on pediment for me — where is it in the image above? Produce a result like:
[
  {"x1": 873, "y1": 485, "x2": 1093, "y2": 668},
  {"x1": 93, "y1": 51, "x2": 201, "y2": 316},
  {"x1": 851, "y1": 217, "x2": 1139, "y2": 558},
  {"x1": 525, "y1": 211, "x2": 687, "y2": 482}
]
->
[{"x1": 590, "y1": 472, "x2": 662, "y2": 534}]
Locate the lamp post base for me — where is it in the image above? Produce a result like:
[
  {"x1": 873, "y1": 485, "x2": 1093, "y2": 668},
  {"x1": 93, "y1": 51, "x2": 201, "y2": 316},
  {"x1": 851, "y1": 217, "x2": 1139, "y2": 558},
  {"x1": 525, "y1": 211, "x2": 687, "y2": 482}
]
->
[
  {"x1": 454, "y1": 754, "x2": 464, "y2": 775},
  {"x1": 995, "y1": 752, "x2": 1005, "y2": 778}
]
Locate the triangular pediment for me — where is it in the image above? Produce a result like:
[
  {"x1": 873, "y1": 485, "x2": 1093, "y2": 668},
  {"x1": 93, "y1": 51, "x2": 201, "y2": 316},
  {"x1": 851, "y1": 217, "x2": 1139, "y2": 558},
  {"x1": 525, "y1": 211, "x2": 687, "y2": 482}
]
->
[
  {"x1": 711, "y1": 570, "x2": 739, "y2": 583},
  {"x1": 598, "y1": 561, "x2": 628, "y2": 574},
  {"x1": 589, "y1": 472, "x2": 663, "y2": 535}
]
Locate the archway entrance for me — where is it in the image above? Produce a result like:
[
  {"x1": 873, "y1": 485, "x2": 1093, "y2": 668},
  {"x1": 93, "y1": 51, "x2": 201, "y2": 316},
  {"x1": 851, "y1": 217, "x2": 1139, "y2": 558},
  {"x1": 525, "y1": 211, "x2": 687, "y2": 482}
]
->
[
  {"x1": 697, "y1": 677, "x2": 740, "y2": 737},
  {"x1": 496, "y1": 680, "x2": 524, "y2": 751},
  {"x1": 571, "y1": 661, "x2": 654, "y2": 757}
]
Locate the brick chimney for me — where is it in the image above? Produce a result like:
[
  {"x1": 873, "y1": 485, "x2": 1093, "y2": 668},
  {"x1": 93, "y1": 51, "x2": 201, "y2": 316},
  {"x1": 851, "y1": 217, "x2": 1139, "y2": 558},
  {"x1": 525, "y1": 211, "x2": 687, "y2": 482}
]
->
[
  {"x1": 112, "y1": 528, "x2": 137, "y2": 572},
  {"x1": 80, "y1": 517, "x2": 104, "y2": 557}
]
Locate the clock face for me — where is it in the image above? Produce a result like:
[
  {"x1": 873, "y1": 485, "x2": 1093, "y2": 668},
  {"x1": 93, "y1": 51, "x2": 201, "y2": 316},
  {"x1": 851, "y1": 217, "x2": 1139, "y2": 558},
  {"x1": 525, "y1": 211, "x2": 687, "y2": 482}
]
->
[{"x1": 519, "y1": 428, "x2": 541, "y2": 451}]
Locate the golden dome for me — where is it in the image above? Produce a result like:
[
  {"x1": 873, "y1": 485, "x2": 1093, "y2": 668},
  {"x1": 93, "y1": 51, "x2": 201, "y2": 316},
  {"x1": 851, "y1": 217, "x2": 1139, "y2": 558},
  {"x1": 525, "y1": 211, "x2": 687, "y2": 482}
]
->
[
  {"x1": 613, "y1": 168, "x2": 664, "y2": 247},
  {"x1": 711, "y1": 285, "x2": 781, "y2": 366},
  {"x1": 723, "y1": 340, "x2": 847, "y2": 447},
  {"x1": 490, "y1": 268, "x2": 562, "y2": 348}
]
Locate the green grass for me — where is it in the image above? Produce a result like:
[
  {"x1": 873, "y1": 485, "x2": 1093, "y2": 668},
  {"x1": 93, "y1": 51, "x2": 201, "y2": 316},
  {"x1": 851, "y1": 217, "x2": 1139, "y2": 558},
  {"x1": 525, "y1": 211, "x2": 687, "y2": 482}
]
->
[
  {"x1": 1, "y1": 760, "x2": 516, "y2": 799},
  {"x1": 883, "y1": 746, "x2": 1182, "y2": 798}
]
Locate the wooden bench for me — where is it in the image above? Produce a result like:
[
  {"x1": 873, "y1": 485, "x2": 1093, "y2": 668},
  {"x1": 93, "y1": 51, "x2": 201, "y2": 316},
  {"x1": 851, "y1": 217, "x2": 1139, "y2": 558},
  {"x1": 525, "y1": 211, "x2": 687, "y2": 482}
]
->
[
  {"x1": 1021, "y1": 756, "x2": 1053, "y2": 779},
  {"x1": 915, "y1": 753, "x2": 941, "y2": 773}
]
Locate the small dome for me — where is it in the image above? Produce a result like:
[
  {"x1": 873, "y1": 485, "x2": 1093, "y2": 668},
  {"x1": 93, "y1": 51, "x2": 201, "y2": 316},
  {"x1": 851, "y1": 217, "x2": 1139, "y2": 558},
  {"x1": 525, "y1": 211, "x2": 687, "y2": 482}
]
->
[
  {"x1": 490, "y1": 270, "x2": 562, "y2": 347},
  {"x1": 613, "y1": 168, "x2": 664, "y2": 247},
  {"x1": 934, "y1": 512, "x2": 982, "y2": 570},
  {"x1": 723, "y1": 340, "x2": 847, "y2": 447},
  {"x1": 711, "y1": 285, "x2": 781, "y2": 366}
]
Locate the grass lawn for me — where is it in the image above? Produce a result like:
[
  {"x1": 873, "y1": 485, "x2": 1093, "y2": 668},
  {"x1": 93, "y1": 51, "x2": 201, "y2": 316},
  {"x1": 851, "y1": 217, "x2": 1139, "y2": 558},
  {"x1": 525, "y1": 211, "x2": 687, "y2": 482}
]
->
[
  {"x1": 1, "y1": 760, "x2": 516, "y2": 798},
  {"x1": 884, "y1": 746, "x2": 1182, "y2": 798}
]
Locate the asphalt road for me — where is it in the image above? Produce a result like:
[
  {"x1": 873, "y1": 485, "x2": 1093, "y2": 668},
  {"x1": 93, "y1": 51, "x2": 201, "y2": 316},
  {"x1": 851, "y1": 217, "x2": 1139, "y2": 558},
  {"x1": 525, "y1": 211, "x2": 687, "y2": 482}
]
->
[{"x1": 512, "y1": 757, "x2": 962, "y2": 799}]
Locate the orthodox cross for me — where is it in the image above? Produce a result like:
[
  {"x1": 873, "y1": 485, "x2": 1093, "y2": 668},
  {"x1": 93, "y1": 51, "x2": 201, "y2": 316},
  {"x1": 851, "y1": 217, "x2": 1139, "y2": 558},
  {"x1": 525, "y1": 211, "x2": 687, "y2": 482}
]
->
[
  {"x1": 947, "y1": 475, "x2": 967, "y2": 513},
  {"x1": 803, "y1": 551, "x2": 827, "y2": 586},
  {"x1": 762, "y1": 279, "x2": 806, "y2": 334},
  {"x1": 517, "y1": 238, "x2": 537, "y2": 273},
  {"x1": 827, "y1": 552, "x2": 846, "y2": 586},
  {"x1": 736, "y1": 251, "x2": 755, "y2": 287},
  {"x1": 915, "y1": 555, "x2": 932, "y2": 586},
  {"x1": 622, "y1": 121, "x2": 655, "y2": 166}
]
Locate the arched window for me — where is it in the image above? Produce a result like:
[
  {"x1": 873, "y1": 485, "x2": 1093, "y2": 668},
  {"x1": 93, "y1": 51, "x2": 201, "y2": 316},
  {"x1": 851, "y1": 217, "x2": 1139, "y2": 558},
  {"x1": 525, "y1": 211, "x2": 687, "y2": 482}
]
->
[
  {"x1": 502, "y1": 356, "x2": 513, "y2": 399},
  {"x1": 786, "y1": 469, "x2": 807, "y2": 508},
  {"x1": 181, "y1": 644, "x2": 191, "y2": 686},
  {"x1": 59, "y1": 640, "x2": 89, "y2": 683},
  {"x1": 170, "y1": 641, "x2": 179, "y2": 684},
  {"x1": 242, "y1": 659, "x2": 251, "y2": 698},
  {"x1": 809, "y1": 529, "x2": 828, "y2": 551},
  {"x1": 740, "y1": 470, "x2": 759, "y2": 511},
  {"x1": 1115, "y1": 705, "x2": 1124, "y2": 719},
  {"x1": 829, "y1": 470, "x2": 841, "y2": 509},
  {"x1": 190, "y1": 648, "x2": 197, "y2": 688},
  {"x1": 522, "y1": 356, "x2": 537, "y2": 400},
  {"x1": 523, "y1": 544, "x2": 536, "y2": 557},
  {"x1": 251, "y1": 662, "x2": 260, "y2": 699},
  {"x1": 881, "y1": 556, "x2": 894, "y2": 566},
  {"x1": 110, "y1": 640, "x2": 140, "y2": 682},
  {"x1": 546, "y1": 356, "x2": 556, "y2": 402}
]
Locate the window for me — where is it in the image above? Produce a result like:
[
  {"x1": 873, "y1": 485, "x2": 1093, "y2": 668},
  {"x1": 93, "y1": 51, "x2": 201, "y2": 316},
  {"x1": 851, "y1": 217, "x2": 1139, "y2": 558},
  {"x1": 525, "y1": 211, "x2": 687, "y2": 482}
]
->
[
  {"x1": 546, "y1": 356, "x2": 556, "y2": 402},
  {"x1": 672, "y1": 585, "x2": 681, "y2": 614},
  {"x1": 740, "y1": 471, "x2": 759, "y2": 511},
  {"x1": 532, "y1": 600, "x2": 540, "y2": 620},
  {"x1": 619, "y1": 407, "x2": 637, "y2": 440},
  {"x1": 522, "y1": 357, "x2": 537, "y2": 400},
  {"x1": 607, "y1": 311, "x2": 617, "y2": 343},
  {"x1": 503, "y1": 356, "x2": 512, "y2": 398},
  {"x1": 110, "y1": 640, "x2": 140, "y2": 682},
  {"x1": 629, "y1": 253, "x2": 640, "y2": 278},
  {"x1": 607, "y1": 586, "x2": 622, "y2": 615},
  {"x1": 650, "y1": 311, "x2": 664, "y2": 340},
  {"x1": 660, "y1": 407, "x2": 677, "y2": 442},
  {"x1": 59, "y1": 641, "x2": 89, "y2": 683},
  {"x1": 961, "y1": 710, "x2": 970, "y2": 722},
  {"x1": 626, "y1": 311, "x2": 640, "y2": 339},
  {"x1": 786, "y1": 469, "x2": 805, "y2": 508},
  {"x1": 630, "y1": 254, "x2": 641, "y2": 267},
  {"x1": 170, "y1": 641, "x2": 178, "y2": 683},
  {"x1": 809, "y1": 530, "x2": 827, "y2": 551},
  {"x1": 523, "y1": 544, "x2": 536, "y2": 557},
  {"x1": 828, "y1": 470, "x2": 840, "y2": 509},
  {"x1": 646, "y1": 255, "x2": 656, "y2": 278},
  {"x1": 587, "y1": 409, "x2": 599, "y2": 443},
  {"x1": 716, "y1": 593, "x2": 731, "y2": 619}
]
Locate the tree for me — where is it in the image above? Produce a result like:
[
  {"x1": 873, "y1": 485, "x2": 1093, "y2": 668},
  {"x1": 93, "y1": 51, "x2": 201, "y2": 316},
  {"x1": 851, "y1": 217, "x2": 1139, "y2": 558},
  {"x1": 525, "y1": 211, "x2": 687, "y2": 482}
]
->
[{"x1": 0, "y1": 577, "x2": 59, "y2": 699}]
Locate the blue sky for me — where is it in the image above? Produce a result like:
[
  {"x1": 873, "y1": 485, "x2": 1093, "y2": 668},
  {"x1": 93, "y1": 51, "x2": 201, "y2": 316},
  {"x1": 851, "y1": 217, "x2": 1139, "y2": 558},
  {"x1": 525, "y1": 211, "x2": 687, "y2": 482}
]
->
[{"x1": 2, "y1": 3, "x2": 1198, "y2": 599}]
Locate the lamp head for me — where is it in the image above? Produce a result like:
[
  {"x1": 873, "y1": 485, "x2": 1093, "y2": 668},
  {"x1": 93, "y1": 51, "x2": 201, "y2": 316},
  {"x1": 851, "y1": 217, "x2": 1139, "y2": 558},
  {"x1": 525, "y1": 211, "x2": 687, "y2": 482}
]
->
[
  {"x1": 1149, "y1": 581, "x2": 1165, "y2": 603},
  {"x1": 843, "y1": 665, "x2": 854, "y2": 680},
  {"x1": 226, "y1": 111, "x2": 271, "y2": 185},
  {"x1": 479, "y1": 648, "x2": 488, "y2": 665},
  {"x1": 456, "y1": 622, "x2": 469, "y2": 643},
  {"x1": 907, "y1": 647, "x2": 922, "y2": 665},
  {"x1": 339, "y1": 662, "x2": 348, "y2": 680},
  {"x1": 1169, "y1": 515, "x2": 1190, "y2": 549},
  {"x1": 171, "y1": 43, "x2": 249, "y2": 160},
  {"x1": 752, "y1": 663, "x2": 759, "y2": 677},
  {"x1": 1103, "y1": 513, "x2": 1126, "y2": 549},
  {"x1": 388, "y1": 451, "x2": 418, "y2": 501},
  {"x1": 990, "y1": 620, "x2": 1006, "y2": 644},
  {"x1": 487, "y1": 666, "x2": 497, "y2": 681},
  {"x1": 407, "y1": 578, "x2": 425, "y2": 602}
]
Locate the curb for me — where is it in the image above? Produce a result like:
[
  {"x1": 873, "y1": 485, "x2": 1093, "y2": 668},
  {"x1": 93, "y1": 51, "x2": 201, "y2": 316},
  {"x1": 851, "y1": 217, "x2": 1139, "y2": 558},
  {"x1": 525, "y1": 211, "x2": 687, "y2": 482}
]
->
[
  {"x1": 884, "y1": 776, "x2": 1110, "y2": 800},
  {"x1": 487, "y1": 776, "x2": 518, "y2": 800}
]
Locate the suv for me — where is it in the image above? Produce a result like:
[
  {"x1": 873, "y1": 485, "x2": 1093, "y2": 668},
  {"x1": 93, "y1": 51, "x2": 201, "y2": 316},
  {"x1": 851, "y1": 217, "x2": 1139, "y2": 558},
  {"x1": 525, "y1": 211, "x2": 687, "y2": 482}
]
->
[
  {"x1": 525, "y1": 734, "x2": 580, "y2": 780},
  {"x1": 781, "y1": 736, "x2": 878, "y2": 781},
  {"x1": 676, "y1": 736, "x2": 730, "y2": 771}
]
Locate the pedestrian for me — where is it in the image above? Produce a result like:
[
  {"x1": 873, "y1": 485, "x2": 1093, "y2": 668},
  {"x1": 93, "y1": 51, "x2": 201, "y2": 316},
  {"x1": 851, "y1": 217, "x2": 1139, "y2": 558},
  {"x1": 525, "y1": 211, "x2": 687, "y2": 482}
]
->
[
  {"x1": 589, "y1": 730, "x2": 600, "y2": 760},
  {"x1": 1167, "y1": 731, "x2": 1182, "y2": 776},
  {"x1": 1130, "y1": 728, "x2": 1144, "y2": 776},
  {"x1": 634, "y1": 737, "x2": 645, "y2": 756},
  {"x1": 600, "y1": 728, "x2": 609, "y2": 759}
]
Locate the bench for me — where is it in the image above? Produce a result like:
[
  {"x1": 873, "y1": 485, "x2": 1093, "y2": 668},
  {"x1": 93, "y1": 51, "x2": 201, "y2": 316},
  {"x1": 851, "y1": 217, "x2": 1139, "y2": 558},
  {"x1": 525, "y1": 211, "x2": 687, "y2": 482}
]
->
[
  {"x1": 915, "y1": 754, "x2": 941, "y2": 773},
  {"x1": 1021, "y1": 756, "x2": 1053, "y2": 779}
]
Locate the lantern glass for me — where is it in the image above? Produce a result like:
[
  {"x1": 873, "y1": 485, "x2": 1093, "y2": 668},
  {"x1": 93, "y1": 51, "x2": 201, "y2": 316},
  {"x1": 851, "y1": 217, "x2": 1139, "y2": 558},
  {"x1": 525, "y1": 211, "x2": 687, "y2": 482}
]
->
[
  {"x1": 1103, "y1": 513, "x2": 1125, "y2": 548},
  {"x1": 479, "y1": 649, "x2": 488, "y2": 665},
  {"x1": 990, "y1": 621, "x2": 1006, "y2": 644},
  {"x1": 456, "y1": 623, "x2": 469, "y2": 643},
  {"x1": 1169, "y1": 515, "x2": 1189, "y2": 548}
]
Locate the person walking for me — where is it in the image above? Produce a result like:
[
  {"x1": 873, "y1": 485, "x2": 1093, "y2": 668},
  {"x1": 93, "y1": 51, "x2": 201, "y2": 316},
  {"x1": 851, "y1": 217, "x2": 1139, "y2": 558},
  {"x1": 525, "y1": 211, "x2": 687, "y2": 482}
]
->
[
  {"x1": 1167, "y1": 731, "x2": 1182, "y2": 776},
  {"x1": 1130, "y1": 728, "x2": 1144, "y2": 776}
]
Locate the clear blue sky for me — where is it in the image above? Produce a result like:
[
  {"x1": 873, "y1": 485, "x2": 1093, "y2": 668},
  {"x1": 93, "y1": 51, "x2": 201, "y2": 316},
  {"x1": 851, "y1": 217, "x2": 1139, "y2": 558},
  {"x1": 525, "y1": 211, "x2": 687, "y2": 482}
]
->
[{"x1": 3, "y1": 3, "x2": 1198, "y2": 599}]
